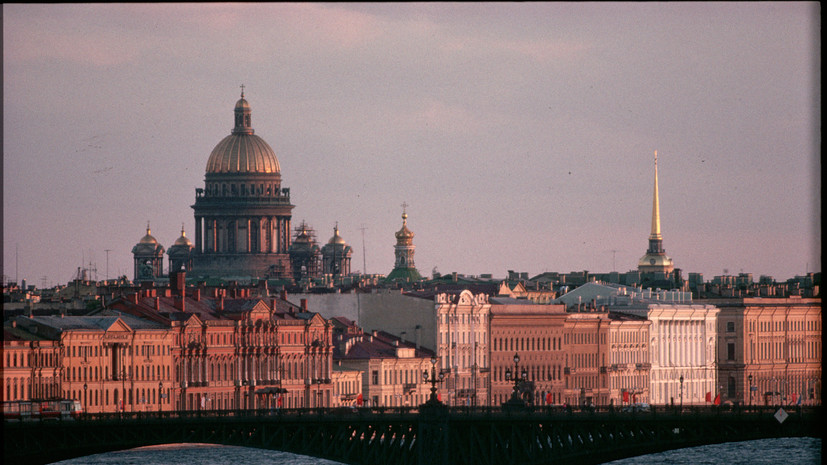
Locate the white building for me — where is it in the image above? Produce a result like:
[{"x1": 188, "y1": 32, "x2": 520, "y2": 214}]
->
[
  {"x1": 556, "y1": 282, "x2": 719, "y2": 406},
  {"x1": 434, "y1": 290, "x2": 491, "y2": 406}
]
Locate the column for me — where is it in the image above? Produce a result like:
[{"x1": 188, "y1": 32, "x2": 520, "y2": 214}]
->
[{"x1": 194, "y1": 216, "x2": 202, "y2": 254}]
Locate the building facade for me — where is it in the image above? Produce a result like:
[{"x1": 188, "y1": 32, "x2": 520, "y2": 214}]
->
[
  {"x1": 606, "y1": 313, "x2": 652, "y2": 406},
  {"x1": 109, "y1": 284, "x2": 333, "y2": 411},
  {"x1": 8, "y1": 314, "x2": 173, "y2": 414},
  {"x1": 334, "y1": 327, "x2": 435, "y2": 408},
  {"x1": 489, "y1": 299, "x2": 567, "y2": 406},
  {"x1": 709, "y1": 297, "x2": 821, "y2": 406},
  {"x1": 435, "y1": 290, "x2": 490, "y2": 406}
]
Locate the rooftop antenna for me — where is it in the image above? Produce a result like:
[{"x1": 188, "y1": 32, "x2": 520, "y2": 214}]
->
[
  {"x1": 359, "y1": 224, "x2": 368, "y2": 275},
  {"x1": 16, "y1": 243, "x2": 19, "y2": 286}
]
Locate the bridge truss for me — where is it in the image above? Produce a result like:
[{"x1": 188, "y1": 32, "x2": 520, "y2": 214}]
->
[{"x1": 4, "y1": 406, "x2": 821, "y2": 465}]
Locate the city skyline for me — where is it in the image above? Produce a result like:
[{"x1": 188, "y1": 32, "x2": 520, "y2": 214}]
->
[{"x1": 3, "y1": 3, "x2": 820, "y2": 286}]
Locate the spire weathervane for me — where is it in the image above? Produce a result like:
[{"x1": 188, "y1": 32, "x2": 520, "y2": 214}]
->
[{"x1": 240, "y1": 83, "x2": 245, "y2": 98}]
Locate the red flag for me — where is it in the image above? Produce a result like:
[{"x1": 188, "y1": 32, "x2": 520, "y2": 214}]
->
[
  {"x1": 277, "y1": 395, "x2": 283, "y2": 407},
  {"x1": 545, "y1": 392, "x2": 553, "y2": 404},
  {"x1": 791, "y1": 393, "x2": 798, "y2": 404},
  {"x1": 705, "y1": 392, "x2": 712, "y2": 403},
  {"x1": 622, "y1": 391, "x2": 630, "y2": 403},
  {"x1": 437, "y1": 394, "x2": 441, "y2": 401},
  {"x1": 356, "y1": 393, "x2": 363, "y2": 406},
  {"x1": 713, "y1": 394, "x2": 721, "y2": 405}
]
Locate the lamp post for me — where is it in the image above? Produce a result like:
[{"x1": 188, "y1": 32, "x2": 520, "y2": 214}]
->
[
  {"x1": 158, "y1": 382, "x2": 163, "y2": 414},
  {"x1": 679, "y1": 374, "x2": 684, "y2": 411},
  {"x1": 422, "y1": 356, "x2": 444, "y2": 406},
  {"x1": 504, "y1": 353, "x2": 527, "y2": 407},
  {"x1": 83, "y1": 383, "x2": 88, "y2": 418},
  {"x1": 748, "y1": 374, "x2": 753, "y2": 408},
  {"x1": 772, "y1": 377, "x2": 778, "y2": 407}
]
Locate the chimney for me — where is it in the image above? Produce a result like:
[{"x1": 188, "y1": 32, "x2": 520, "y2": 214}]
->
[
  {"x1": 192, "y1": 288, "x2": 201, "y2": 302},
  {"x1": 154, "y1": 297, "x2": 160, "y2": 311},
  {"x1": 300, "y1": 299, "x2": 308, "y2": 312},
  {"x1": 174, "y1": 295, "x2": 185, "y2": 312},
  {"x1": 127, "y1": 293, "x2": 138, "y2": 304},
  {"x1": 280, "y1": 289, "x2": 287, "y2": 301},
  {"x1": 271, "y1": 299, "x2": 277, "y2": 313},
  {"x1": 171, "y1": 271, "x2": 186, "y2": 296}
]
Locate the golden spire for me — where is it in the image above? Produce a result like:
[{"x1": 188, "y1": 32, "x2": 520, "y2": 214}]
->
[{"x1": 650, "y1": 151, "x2": 662, "y2": 240}]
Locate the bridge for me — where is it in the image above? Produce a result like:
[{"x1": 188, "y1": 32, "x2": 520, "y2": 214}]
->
[{"x1": 4, "y1": 405, "x2": 821, "y2": 465}]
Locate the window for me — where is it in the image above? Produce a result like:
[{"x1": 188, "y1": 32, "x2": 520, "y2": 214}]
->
[
  {"x1": 727, "y1": 343, "x2": 736, "y2": 361},
  {"x1": 726, "y1": 322, "x2": 735, "y2": 333},
  {"x1": 372, "y1": 370, "x2": 379, "y2": 385}
]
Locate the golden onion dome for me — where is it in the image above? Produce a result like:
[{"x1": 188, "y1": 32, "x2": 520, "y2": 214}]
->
[
  {"x1": 205, "y1": 91, "x2": 280, "y2": 175},
  {"x1": 395, "y1": 213, "x2": 414, "y2": 245}
]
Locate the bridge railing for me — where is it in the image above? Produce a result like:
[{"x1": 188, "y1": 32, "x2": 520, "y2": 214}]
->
[{"x1": 9, "y1": 404, "x2": 817, "y2": 424}]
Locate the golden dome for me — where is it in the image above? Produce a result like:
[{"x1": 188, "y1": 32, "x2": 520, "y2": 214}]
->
[
  {"x1": 328, "y1": 225, "x2": 347, "y2": 245},
  {"x1": 205, "y1": 134, "x2": 280, "y2": 174},
  {"x1": 173, "y1": 225, "x2": 193, "y2": 247},
  {"x1": 205, "y1": 91, "x2": 281, "y2": 174},
  {"x1": 395, "y1": 213, "x2": 414, "y2": 246},
  {"x1": 139, "y1": 223, "x2": 158, "y2": 244}
]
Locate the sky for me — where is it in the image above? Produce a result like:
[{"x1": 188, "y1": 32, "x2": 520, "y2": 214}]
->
[{"x1": 3, "y1": 3, "x2": 821, "y2": 287}]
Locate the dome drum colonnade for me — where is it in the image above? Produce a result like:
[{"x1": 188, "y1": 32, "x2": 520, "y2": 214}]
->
[{"x1": 190, "y1": 92, "x2": 295, "y2": 278}]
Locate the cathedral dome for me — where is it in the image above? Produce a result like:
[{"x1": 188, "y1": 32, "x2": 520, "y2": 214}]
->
[
  {"x1": 205, "y1": 92, "x2": 280, "y2": 175},
  {"x1": 205, "y1": 134, "x2": 280, "y2": 174}
]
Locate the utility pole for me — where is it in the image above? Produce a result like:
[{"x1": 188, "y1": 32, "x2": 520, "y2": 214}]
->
[
  {"x1": 359, "y1": 224, "x2": 368, "y2": 275},
  {"x1": 105, "y1": 249, "x2": 112, "y2": 281}
]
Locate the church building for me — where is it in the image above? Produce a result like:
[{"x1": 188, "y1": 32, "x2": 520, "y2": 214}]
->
[{"x1": 189, "y1": 90, "x2": 295, "y2": 279}]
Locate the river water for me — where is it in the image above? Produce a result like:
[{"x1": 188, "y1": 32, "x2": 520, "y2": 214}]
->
[{"x1": 51, "y1": 437, "x2": 820, "y2": 464}]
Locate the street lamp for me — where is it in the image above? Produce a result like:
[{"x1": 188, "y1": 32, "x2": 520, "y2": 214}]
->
[
  {"x1": 158, "y1": 382, "x2": 163, "y2": 414},
  {"x1": 83, "y1": 383, "x2": 88, "y2": 417},
  {"x1": 423, "y1": 356, "x2": 444, "y2": 405},
  {"x1": 748, "y1": 374, "x2": 753, "y2": 408},
  {"x1": 679, "y1": 374, "x2": 684, "y2": 411},
  {"x1": 504, "y1": 353, "x2": 528, "y2": 407}
]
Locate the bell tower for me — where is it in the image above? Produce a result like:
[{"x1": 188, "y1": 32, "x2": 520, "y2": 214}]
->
[{"x1": 386, "y1": 203, "x2": 422, "y2": 282}]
